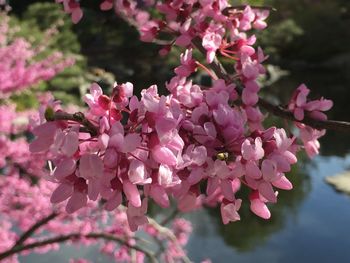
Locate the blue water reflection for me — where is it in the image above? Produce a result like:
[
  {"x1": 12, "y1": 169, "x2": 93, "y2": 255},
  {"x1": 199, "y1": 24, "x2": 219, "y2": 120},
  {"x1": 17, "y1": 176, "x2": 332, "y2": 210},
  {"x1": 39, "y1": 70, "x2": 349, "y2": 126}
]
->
[{"x1": 186, "y1": 155, "x2": 350, "y2": 263}]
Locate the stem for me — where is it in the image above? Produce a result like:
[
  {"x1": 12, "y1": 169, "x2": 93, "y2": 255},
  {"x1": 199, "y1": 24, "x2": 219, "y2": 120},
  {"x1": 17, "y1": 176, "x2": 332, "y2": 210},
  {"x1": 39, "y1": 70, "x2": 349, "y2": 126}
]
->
[{"x1": 195, "y1": 61, "x2": 218, "y2": 80}]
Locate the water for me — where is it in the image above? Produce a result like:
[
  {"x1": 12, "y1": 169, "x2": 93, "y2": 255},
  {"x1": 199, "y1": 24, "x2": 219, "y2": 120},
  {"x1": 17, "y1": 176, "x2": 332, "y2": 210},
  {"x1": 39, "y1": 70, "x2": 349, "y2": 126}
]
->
[{"x1": 186, "y1": 155, "x2": 350, "y2": 263}]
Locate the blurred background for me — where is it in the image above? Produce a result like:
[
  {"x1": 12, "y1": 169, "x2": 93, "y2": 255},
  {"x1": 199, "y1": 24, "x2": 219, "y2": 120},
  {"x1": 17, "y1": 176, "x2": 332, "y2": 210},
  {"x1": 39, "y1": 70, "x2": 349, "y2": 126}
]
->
[{"x1": 3, "y1": 0, "x2": 350, "y2": 262}]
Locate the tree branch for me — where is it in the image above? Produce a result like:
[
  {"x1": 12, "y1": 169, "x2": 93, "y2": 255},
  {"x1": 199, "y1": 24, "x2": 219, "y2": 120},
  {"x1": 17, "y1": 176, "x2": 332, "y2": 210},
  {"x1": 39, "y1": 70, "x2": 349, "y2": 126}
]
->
[
  {"x1": 46, "y1": 110, "x2": 99, "y2": 136},
  {"x1": 0, "y1": 232, "x2": 158, "y2": 262},
  {"x1": 14, "y1": 212, "x2": 58, "y2": 247},
  {"x1": 223, "y1": 5, "x2": 277, "y2": 15}
]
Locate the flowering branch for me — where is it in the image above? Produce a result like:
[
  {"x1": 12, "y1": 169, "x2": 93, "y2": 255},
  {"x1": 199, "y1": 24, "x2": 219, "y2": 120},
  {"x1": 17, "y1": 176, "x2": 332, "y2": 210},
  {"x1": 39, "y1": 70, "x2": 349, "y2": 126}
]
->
[
  {"x1": 191, "y1": 38, "x2": 350, "y2": 133},
  {"x1": 0, "y1": 232, "x2": 158, "y2": 263},
  {"x1": 257, "y1": 99, "x2": 350, "y2": 133},
  {"x1": 14, "y1": 212, "x2": 59, "y2": 247}
]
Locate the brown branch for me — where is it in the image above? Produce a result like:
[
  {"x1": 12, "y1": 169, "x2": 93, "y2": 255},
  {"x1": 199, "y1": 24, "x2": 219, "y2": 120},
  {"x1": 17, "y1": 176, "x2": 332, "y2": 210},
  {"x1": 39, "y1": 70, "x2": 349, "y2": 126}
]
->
[
  {"x1": 0, "y1": 232, "x2": 158, "y2": 263},
  {"x1": 191, "y1": 37, "x2": 350, "y2": 133},
  {"x1": 14, "y1": 212, "x2": 58, "y2": 247}
]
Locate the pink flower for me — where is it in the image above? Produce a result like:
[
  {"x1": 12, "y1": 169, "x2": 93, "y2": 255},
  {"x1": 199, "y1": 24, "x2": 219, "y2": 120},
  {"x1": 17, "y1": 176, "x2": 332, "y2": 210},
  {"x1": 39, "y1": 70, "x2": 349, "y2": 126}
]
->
[
  {"x1": 297, "y1": 123, "x2": 326, "y2": 158},
  {"x1": 249, "y1": 191, "x2": 271, "y2": 219},
  {"x1": 100, "y1": 0, "x2": 114, "y2": 10},
  {"x1": 84, "y1": 83, "x2": 108, "y2": 116},
  {"x1": 174, "y1": 49, "x2": 197, "y2": 77},
  {"x1": 220, "y1": 199, "x2": 242, "y2": 224},
  {"x1": 128, "y1": 159, "x2": 152, "y2": 185},
  {"x1": 53, "y1": 158, "x2": 76, "y2": 180},
  {"x1": 175, "y1": 18, "x2": 194, "y2": 47},
  {"x1": 29, "y1": 122, "x2": 58, "y2": 153},
  {"x1": 57, "y1": 0, "x2": 83, "y2": 24},
  {"x1": 202, "y1": 23, "x2": 224, "y2": 63},
  {"x1": 253, "y1": 9, "x2": 270, "y2": 30},
  {"x1": 126, "y1": 198, "x2": 148, "y2": 231},
  {"x1": 139, "y1": 21, "x2": 159, "y2": 42},
  {"x1": 288, "y1": 84, "x2": 333, "y2": 121},
  {"x1": 123, "y1": 180, "x2": 141, "y2": 207},
  {"x1": 52, "y1": 129, "x2": 79, "y2": 157},
  {"x1": 239, "y1": 6, "x2": 255, "y2": 31},
  {"x1": 79, "y1": 154, "x2": 103, "y2": 201},
  {"x1": 149, "y1": 184, "x2": 170, "y2": 208},
  {"x1": 241, "y1": 137, "x2": 264, "y2": 161}
]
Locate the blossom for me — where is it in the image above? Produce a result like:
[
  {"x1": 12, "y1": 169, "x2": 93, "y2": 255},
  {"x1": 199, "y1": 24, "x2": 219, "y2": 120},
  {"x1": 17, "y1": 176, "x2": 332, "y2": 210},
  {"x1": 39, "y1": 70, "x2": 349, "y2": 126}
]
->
[
  {"x1": 56, "y1": 0, "x2": 83, "y2": 23},
  {"x1": 220, "y1": 199, "x2": 242, "y2": 224},
  {"x1": 174, "y1": 49, "x2": 197, "y2": 77},
  {"x1": 288, "y1": 84, "x2": 333, "y2": 121},
  {"x1": 202, "y1": 23, "x2": 225, "y2": 63}
]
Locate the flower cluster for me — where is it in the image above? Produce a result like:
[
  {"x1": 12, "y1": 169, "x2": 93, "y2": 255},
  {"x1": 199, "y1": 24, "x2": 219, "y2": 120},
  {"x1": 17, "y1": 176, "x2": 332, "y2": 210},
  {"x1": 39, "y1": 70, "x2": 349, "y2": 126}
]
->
[
  {"x1": 288, "y1": 84, "x2": 333, "y2": 121},
  {"x1": 49, "y1": 0, "x2": 335, "y2": 231},
  {"x1": 30, "y1": 75, "x2": 298, "y2": 229},
  {"x1": 287, "y1": 84, "x2": 333, "y2": 158}
]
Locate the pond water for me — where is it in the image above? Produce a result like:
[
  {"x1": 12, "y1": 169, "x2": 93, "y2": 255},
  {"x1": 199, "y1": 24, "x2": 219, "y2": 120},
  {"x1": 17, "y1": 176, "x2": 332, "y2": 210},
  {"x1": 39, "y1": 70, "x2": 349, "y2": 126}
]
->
[
  {"x1": 187, "y1": 154, "x2": 350, "y2": 263},
  {"x1": 22, "y1": 69, "x2": 350, "y2": 263}
]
